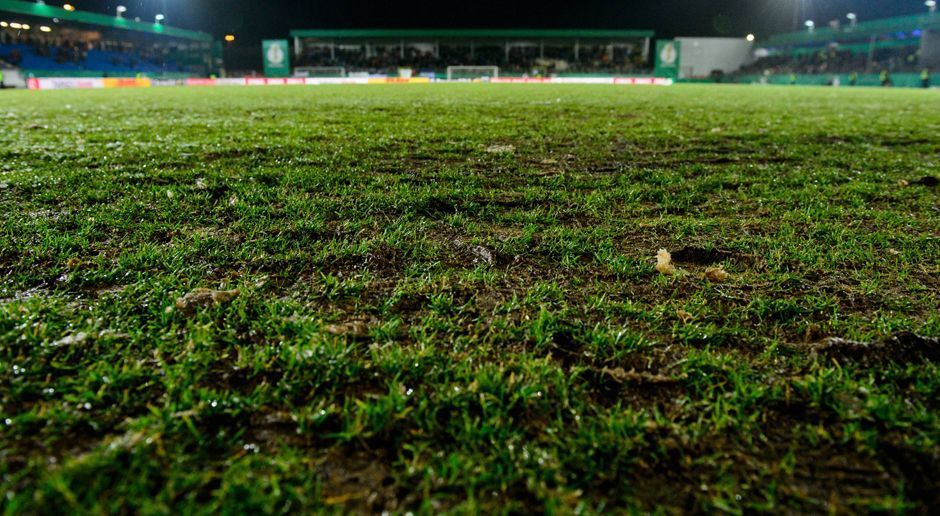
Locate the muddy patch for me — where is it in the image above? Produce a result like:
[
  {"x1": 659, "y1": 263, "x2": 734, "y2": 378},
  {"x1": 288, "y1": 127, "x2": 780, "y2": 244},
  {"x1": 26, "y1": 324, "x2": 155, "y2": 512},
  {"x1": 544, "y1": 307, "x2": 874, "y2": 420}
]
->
[
  {"x1": 669, "y1": 246, "x2": 757, "y2": 268},
  {"x1": 315, "y1": 448, "x2": 399, "y2": 512},
  {"x1": 788, "y1": 332, "x2": 940, "y2": 365}
]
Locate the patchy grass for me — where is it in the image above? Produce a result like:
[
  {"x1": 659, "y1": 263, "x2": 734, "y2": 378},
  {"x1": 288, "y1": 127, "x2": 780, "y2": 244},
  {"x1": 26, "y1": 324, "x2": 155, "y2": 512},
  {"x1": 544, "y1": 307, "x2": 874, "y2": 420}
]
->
[{"x1": 1, "y1": 84, "x2": 939, "y2": 513}]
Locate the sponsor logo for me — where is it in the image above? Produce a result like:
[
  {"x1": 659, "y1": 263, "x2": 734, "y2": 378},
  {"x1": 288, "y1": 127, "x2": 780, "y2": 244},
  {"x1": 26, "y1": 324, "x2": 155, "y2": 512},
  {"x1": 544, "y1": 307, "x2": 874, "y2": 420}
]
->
[
  {"x1": 266, "y1": 44, "x2": 285, "y2": 66},
  {"x1": 659, "y1": 43, "x2": 677, "y2": 66}
]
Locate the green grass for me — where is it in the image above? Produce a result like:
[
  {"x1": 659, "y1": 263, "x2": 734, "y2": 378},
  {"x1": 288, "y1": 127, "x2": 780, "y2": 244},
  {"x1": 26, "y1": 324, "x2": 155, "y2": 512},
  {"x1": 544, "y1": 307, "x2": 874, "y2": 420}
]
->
[{"x1": 1, "y1": 84, "x2": 939, "y2": 513}]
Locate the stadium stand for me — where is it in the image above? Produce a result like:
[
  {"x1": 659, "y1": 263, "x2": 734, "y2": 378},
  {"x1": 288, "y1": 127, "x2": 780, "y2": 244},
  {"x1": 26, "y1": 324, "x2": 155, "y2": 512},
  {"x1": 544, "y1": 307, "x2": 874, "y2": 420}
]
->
[
  {"x1": 734, "y1": 12, "x2": 940, "y2": 87},
  {"x1": 0, "y1": 0, "x2": 219, "y2": 79},
  {"x1": 289, "y1": 29, "x2": 654, "y2": 77},
  {"x1": 739, "y1": 43, "x2": 922, "y2": 75}
]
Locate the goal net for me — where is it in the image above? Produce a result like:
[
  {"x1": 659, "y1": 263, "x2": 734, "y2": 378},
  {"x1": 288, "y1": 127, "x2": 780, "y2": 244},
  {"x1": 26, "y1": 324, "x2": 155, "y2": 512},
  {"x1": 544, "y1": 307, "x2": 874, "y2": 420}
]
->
[
  {"x1": 294, "y1": 66, "x2": 346, "y2": 78},
  {"x1": 446, "y1": 66, "x2": 499, "y2": 81}
]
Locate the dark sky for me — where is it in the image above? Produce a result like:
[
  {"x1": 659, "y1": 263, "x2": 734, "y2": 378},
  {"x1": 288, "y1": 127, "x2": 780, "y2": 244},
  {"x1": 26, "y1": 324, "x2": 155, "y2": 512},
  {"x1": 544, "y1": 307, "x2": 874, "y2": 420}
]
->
[{"x1": 66, "y1": 1, "x2": 931, "y2": 42}]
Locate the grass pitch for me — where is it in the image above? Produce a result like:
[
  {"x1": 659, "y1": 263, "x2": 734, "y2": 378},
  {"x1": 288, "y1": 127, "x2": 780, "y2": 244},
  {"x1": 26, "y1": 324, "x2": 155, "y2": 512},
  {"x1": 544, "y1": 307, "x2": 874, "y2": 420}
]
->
[{"x1": 1, "y1": 84, "x2": 939, "y2": 513}]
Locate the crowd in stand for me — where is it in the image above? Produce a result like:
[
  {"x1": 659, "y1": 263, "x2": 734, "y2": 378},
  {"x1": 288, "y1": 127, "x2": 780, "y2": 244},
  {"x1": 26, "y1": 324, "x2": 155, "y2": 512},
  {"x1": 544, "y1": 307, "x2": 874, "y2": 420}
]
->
[
  {"x1": 738, "y1": 45, "x2": 923, "y2": 76},
  {"x1": 295, "y1": 43, "x2": 648, "y2": 75},
  {"x1": 0, "y1": 27, "x2": 180, "y2": 72}
]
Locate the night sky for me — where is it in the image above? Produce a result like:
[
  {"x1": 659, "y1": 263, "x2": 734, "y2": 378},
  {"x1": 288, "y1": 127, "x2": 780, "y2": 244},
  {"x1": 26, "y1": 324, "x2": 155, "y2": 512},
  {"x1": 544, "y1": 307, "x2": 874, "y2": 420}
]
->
[{"x1": 59, "y1": 1, "x2": 932, "y2": 42}]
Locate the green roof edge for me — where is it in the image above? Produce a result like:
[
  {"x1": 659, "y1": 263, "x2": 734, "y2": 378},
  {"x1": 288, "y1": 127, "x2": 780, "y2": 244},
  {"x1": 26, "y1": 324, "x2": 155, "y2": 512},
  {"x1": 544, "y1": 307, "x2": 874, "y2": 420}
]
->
[
  {"x1": 0, "y1": 0, "x2": 212, "y2": 42},
  {"x1": 289, "y1": 28, "x2": 654, "y2": 39},
  {"x1": 765, "y1": 13, "x2": 940, "y2": 46}
]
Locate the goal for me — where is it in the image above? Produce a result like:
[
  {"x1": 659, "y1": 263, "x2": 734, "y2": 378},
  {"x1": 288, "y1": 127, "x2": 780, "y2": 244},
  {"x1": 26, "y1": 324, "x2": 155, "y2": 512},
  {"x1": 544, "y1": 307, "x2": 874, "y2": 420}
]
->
[
  {"x1": 446, "y1": 66, "x2": 499, "y2": 81},
  {"x1": 294, "y1": 66, "x2": 346, "y2": 78}
]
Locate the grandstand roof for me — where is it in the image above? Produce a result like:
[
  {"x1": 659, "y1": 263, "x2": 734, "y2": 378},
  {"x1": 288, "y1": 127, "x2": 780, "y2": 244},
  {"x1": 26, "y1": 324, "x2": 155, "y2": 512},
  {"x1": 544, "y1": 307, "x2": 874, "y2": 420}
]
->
[
  {"x1": 765, "y1": 13, "x2": 940, "y2": 46},
  {"x1": 0, "y1": 0, "x2": 212, "y2": 42},
  {"x1": 289, "y1": 28, "x2": 654, "y2": 40}
]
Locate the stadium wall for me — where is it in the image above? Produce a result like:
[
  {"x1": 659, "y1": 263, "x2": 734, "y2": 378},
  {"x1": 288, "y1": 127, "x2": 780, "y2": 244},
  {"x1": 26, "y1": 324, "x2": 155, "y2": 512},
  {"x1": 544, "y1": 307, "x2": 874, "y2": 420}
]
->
[
  {"x1": 0, "y1": 67, "x2": 25, "y2": 87},
  {"x1": 675, "y1": 37, "x2": 753, "y2": 79},
  {"x1": 922, "y1": 30, "x2": 940, "y2": 68}
]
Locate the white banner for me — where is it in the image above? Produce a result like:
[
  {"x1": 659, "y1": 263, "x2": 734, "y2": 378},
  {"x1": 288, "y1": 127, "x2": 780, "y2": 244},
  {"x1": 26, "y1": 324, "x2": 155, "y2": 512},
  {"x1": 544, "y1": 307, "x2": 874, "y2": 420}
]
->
[
  {"x1": 304, "y1": 77, "x2": 370, "y2": 85},
  {"x1": 30, "y1": 77, "x2": 104, "y2": 90}
]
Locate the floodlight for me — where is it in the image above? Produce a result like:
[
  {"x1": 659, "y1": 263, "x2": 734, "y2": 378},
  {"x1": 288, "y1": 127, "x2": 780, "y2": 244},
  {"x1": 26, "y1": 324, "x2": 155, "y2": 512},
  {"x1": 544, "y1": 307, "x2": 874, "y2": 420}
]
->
[
  {"x1": 846, "y1": 12, "x2": 857, "y2": 30},
  {"x1": 804, "y1": 20, "x2": 815, "y2": 33},
  {"x1": 0, "y1": 21, "x2": 7, "y2": 27},
  {"x1": 155, "y1": 14, "x2": 165, "y2": 23},
  {"x1": 224, "y1": 34, "x2": 235, "y2": 42},
  {"x1": 928, "y1": 0, "x2": 937, "y2": 12},
  {"x1": 21, "y1": 24, "x2": 30, "y2": 30},
  {"x1": 9, "y1": 22, "x2": 21, "y2": 29},
  {"x1": 116, "y1": 5, "x2": 127, "y2": 17},
  {"x1": 746, "y1": 34, "x2": 755, "y2": 42},
  {"x1": 39, "y1": 25, "x2": 51, "y2": 32},
  {"x1": 63, "y1": 3, "x2": 74, "y2": 11}
]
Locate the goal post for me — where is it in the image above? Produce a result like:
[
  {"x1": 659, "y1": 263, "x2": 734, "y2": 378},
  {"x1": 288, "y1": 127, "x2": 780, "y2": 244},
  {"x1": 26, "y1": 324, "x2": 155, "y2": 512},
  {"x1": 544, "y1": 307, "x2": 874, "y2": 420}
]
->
[
  {"x1": 446, "y1": 66, "x2": 499, "y2": 81},
  {"x1": 294, "y1": 66, "x2": 346, "y2": 78}
]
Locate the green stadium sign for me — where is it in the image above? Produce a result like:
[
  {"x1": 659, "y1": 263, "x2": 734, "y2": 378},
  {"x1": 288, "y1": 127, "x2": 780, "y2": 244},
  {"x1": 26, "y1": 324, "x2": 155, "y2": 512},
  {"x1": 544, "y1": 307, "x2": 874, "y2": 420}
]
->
[
  {"x1": 262, "y1": 40, "x2": 291, "y2": 78},
  {"x1": 654, "y1": 40, "x2": 681, "y2": 79}
]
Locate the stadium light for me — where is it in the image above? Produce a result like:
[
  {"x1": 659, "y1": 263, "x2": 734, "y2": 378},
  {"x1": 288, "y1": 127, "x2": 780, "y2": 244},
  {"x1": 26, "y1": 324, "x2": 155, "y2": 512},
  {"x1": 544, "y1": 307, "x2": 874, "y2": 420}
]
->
[
  {"x1": 0, "y1": 22, "x2": 7, "y2": 27},
  {"x1": 746, "y1": 34, "x2": 755, "y2": 42},
  {"x1": 21, "y1": 24, "x2": 30, "y2": 30},
  {"x1": 62, "y1": 3, "x2": 75, "y2": 11},
  {"x1": 116, "y1": 5, "x2": 127, "y2": 18},
  {"x1": 804, "y1": 20, "x2": 815, "y2": 33},
  {"x1": 39, "y1": 25, "x2": 51, "y2": 32},
  {"x1": 928, "y1": 0, "x2": 937, "y2": 13},
  {"x1": 224, "y1": 34, "x2": 235, "y2": 42},
  {"x1": 155, "y1": 14, "x2": 165, "y2": 23},
  {"x1": 9, "y1": 22, "x2": 21, "y2": 29}
]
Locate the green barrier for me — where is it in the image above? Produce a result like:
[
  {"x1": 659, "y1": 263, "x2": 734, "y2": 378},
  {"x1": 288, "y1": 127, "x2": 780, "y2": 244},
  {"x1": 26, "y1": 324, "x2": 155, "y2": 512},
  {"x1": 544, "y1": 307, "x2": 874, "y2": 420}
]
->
[
  {"x1": 731, "y1": 73, "x2": 934, "y2": 89},
  {"x1": 675, "y1": 77, "x2": 716, "y2": 84}
]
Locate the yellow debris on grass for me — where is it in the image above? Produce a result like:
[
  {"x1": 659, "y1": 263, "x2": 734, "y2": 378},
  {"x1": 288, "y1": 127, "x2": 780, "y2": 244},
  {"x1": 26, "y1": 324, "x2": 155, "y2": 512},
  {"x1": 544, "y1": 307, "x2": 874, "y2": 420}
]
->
[
  {"x1": 655, "y1": 248, "x2": 676, "y2": 275},
  {"x1": 704, "y1": 266, "x2": 730, "y2": 282}
]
